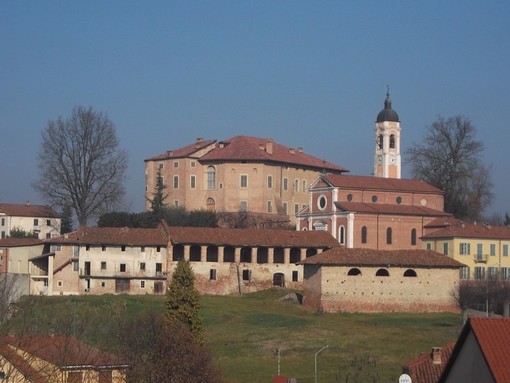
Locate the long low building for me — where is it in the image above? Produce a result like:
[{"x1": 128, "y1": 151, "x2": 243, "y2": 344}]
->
[{"x1": 299, "y1": 247, "x2": 465, "y2": 313}]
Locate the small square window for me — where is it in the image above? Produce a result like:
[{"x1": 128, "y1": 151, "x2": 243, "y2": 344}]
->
[
  {"x1": 120, "y1": 264, "x2": 126, "y2": 272},
  {"x1": 101, "y1": 262, "x2": 106, "y2": 270},
  {"x1": 242, "y1": 269, "x2": 251, "y2": 281},
  {"x1": 158, "y1": 162, "x2": 164, "y2": 169},
  {"x1": 57, "y1": 280, "x2": 63, "y2": 287},
  {"x1": 101, "y1": 281, "x2": 106, "y2": 287},
  {"x1": 140, "y1": 280, "x2": 146, "y2": 289},
  {"x1": 173, "y1": 161, "x2": 179, "y2": 168},
  {"x1": 156, "y1": 246, "x2": 161, "y2": 253},
  {"x1": 191, "y1": 161, "x2": 196, "y2": 167},
  {"x1": 121, "y1": 245, "x2": 126, "y2": 252},
  {"x1": 140, "y1": 262, "x2": 146, "y2": 271},
  {"x1": 46, "y1": 219, "x2": 51, "y2": 226}
]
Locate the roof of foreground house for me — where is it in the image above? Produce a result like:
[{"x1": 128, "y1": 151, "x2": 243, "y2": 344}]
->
[
  {"x1": 0, "y1": 203, "x2": 60, "y2": 218},
  {"x1": 423, "y1": 218, "x2": 510, "y2": 240},
  {"x1": 0, "y1": 238, "x2": 43, "y2": 248},
  {"x1": 146, "y1": 135, "x2": 348, "y2": 173},
  {"x1": 439, "y1": 318, "x2": 510, "y2": 383},
  {"x1": 404, "y1": 342, "x2": 455, "y2": 383},
  {"x1": 298, "y1": 247, "x2": 465, "y2": 269}
]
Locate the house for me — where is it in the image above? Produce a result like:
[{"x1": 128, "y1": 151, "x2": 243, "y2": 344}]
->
[
  {"x1": 422, "y1": 218, "x2": 510, "y2": 281},
  {"x1": 403, "y1": 343, "x2": 455, "y2": 383},
  {"x1": 439, "y1": 318, "x2": 510, "y2": 382},
  {"x1": 0, "y1": 237, "x2": 44, "y2": 273},
  {"x1": 144, "y1": 135, "x2": 348, "y2": 225},
  {"x1": 0, "y1": 335, "x2": 127, "y2": 382},
  {"x1": 298, "y1": 247, "x2": 465, "y2": 313},
  {"x1": 0, "y1": 203, "x2": 61, "y2": 240}
]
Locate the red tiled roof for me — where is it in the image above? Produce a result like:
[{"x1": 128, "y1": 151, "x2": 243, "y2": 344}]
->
[
  {"x1": 47, "y1": 226, "x2": 168, "y2": 246},
  {"x1": 321, "y1": 174, "x2": 443, "y2": 194},
  {"x1": 0, "y1": 238, "x2": 43, "y2": 247},
  {"x1": 405, "y1": 342, "x2": 455, "y2": 383},
  {"x1": 298, "y1": 247, "x2": 465, "y2": 268},
  {"x1": 0, "y1": 343, "x2": 48, "y2": 383},
  {"x1": 440, "y1": 318, "x2": 510, "y2": 382},
  {"x1": 0, "y1": 203, "x2": 60, "y2": 218},
  {"x1": 144, "y1": 139, "x2": 216, "y2": 161},
  {"x1": 1, "y1": 335, "x2": 127, "y2": 369},
  {"x1": 334, "y1": 201, "x2": 450, "y2": 217},
  {"x1": 165, "y1": 225, "x2": 340, "y2": 248},
  {"x1": 423, "y1": 219, "x2": 510, "y2": 240}
]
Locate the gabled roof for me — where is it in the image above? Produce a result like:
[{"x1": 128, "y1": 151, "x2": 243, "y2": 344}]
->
[
  {"x1": 165, "y1": 225, "x2": 339, "y2": 248},
  {"x1": 439, "y1": 318, "x2": 510, "y2": 382},
  {"x1": 334, "y1": 201, "x2": 450, "y2": 217},
  {"x1": 144, "y1": 139, "x2": 216, "y2": 161},
  {"x1": 0, "y1": 343, "x2": 47, "y2": 383},
  {"x1": 0, "y1": 238, "x2": 43, "y2": 248},
  {"x1": 405, "y1": 342, "x2": 455, "y2": 383},
  {"x1": 0, "y1": 203, "x2": 60, "y2": 219},
  {"x1": 47, "y1": 226, "x2": 168, "y2": 246},
  {"x1": 316, "y1": 173, "x2": 443, "y2": 194},
  {"x1": 423, "y1": 219, "x2": 510, "y2": 240},
  {"x1": 298, "y1": 247, "x2": 465, "y2": 268}
]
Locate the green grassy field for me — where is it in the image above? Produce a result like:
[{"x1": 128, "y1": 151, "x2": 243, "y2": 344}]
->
[{"x1": 6, "y1": 289, "x2": 463, "y2": 383}]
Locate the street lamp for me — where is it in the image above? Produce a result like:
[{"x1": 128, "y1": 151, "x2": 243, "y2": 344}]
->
[{"x1": 314, "y1": 344, "x2": 329, "y2": 383}]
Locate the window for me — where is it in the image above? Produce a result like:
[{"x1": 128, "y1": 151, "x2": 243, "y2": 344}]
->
[
  {"x1": 190, "y1": 175, "x2": 196, "y2": 189},
  {"x1": 141, "y1": 246, "x2": 145, "y2": 252},
  {"x1": 1, "y1": 231, "x2": 4, "y2": 239},
  {"x1": 386, "y1": 227, "x2": 392, "y2": 245},
  {"x1": 396, "y1": 196, "x2": 402, "y2": 204},
  {"x1": 347, "y1": 268, "x2": 361, "y2": 276},
  {"x1": 173, "y1": 175, "x2": 179, "y2": 189},
  {"x1": 318, "y1": 195, "x2": 327, "y2": 210},
  {"x1": 426, "y1": 242, "x2": 432, "y2": 250},
  {"x1": 294, "y1": 204, "x2": 299, "y2": 215},
  {"x1": 411, "y1": 228, "x2": 417, "y2": 246},
  {"x1": 292, "y1": 271, "x2": 298, "y2": 282},
  {"x1": 34, "y1": 218, "x2": 39, "y2": 226},
  {"x1": 488, "y1": 266, "x2": 498, "y2": 280},
  {"x1": 504, "y1": 244, "x2": 509, "y2": 256},
  {"x1": 390, "y1": 134, "x2": 395, "y2": 148},
  {"x1": 210, "y1": 269, "x2": 217, "y2": 280},
  {"x1": 347, "y1": 193, "x2": 353, "y2": 201},
  {"x1": 73, "y1": 261, "x2": 79, "y2": 272},
  {"x1": 207, "y1": 166, "x2": 216, "y2": 189},
  {"x1": 158, "y1": 162, "x2": 164, "y2": 169},
  {"x1": 102, "y1": 245, "x2": 106, "y2": 251},
  {"x1": 120, "y1": 264, "x2": 126, "y2": 272},
  {"x1": 46, "y1": 219, "x2": 51, "y2": 226},
  {"x1": 502, "y1": 267, "x2": 510, "y2": 280},
  {"x1": 240, "y1": 201, "x2": 248, "y2": 211},
  {"x1": 477, "y1": 243, "x2": 483, "y2": 257},
  {"x1": 459, "y1": 267, "x2": 470, "y2": 280},
  {"x1": 361, "y1": 226, "x2": 367, "y2": 244},
  {"x1": 101, "y1": 281, "x2": 106, "y2": 287},
  {"x1": 376, "y1": 269, "x2": 389, "y2": 277},
  {"x1": 1, "y1": 218, "x2": 4, "y2": 225},
  {"x1": 460, "y1": 243, "x2": 471, "y2": 255},
  {"x1": 267, "y1": 175, "x2": 273, "y2": 188},
  {"x1": 443, "y1": 242, "x2": 448, "y2": 255},
  {"x1": 121, "y1": 245, "x2": 126, "y2": 252},
  {"x1": 240, "y1": 175, "x2": 248, "y2": 188},
  {"x1": 371, "y1": 195, "x2": 378, "y2": 203},
  {"x1": 156, "y1": 263, "x2": 163, "y2": 275},
  {"x1": 377, "y1": 135, "x2": 383, "y2": 149},
  {"x1": 140, "y1": 262, "x2": 146, "y2": 271},
  {"x1": 57, "y1": 280, "x2": 63, "y2": 287},
  {"x1": 86, "y1": 244, "x2": 90, "y2": 251},
  {"x1": 101, "y1": 262, "x2": 106, "y2": 270},
  {"x1": 173, "y1": 161, "x2": 179, "y2": 168},
  {"x1": 51, "y1": 244, "x2": 61, "y2": 251},
  {"x1": 404, "y1": 269, "x2": 417, "y2": 277},
  {"x1": 283, "y1": 178, "x2": 288, "y2": 191},
  {"x1": 46, "y1": 233, "x2": 51, "y2": 239},
  {"x1": 267, "y1": 201, "x2": 272, "y2": 213},
  {"x1": 140, "y1": 280, "x2": 146, "y2": 289},
  {"x1": 68, "y1": 371, "x2": 83, "y2": 383},
  {"x1": 490, "y1": 244, "x2": 496, "y2": 256},
  {"x1": 474, "y1": 267, "x2": 485, "y2": 280},
  {"x1": 294, "y1": 179, "x2": 299, "y2": 192},
  {"x1": 339, "y1": 226, "x2": 345, "y2": 245},
  {"x1": 156, "y1": 246, "x2": 161, "y2": 252},
  {"x1": 242, "y1": 269, "x2": 251, "y2": 281},
  {"x1": 302, "y1": 180, "x2": 306, "y2": 192},
  {"x1": 283, "y1": 202, "x2": 288, "y2": 214}
]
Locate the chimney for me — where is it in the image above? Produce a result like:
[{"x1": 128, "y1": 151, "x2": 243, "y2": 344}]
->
[
  {"x1": 265, "y1": 139, "x2": 273, "y2": 155},
  {"x1": 431, "y1": 347, "x2": 442, "y2": 364},
  {"x1": 26, "y1": 201, "x2": 30, "y2": 206},
  {"x1": 196, "y1": 137, "x2": 204, "y2": 143},
  {"x1": 289, "y1": 148, "x2": 295, "y2": 155}
]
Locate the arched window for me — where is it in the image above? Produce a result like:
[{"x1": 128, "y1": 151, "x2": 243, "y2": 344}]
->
[
  {"x1": 347, "y1": 268, "x2": 361, "y2": 276},
  {"x1": 206, "y1": 166, "x2": 216, "y2": 189},
  {"x1": 404, "y1": 269, "x2": 417, "y2": 277},
  {"x1": 411, "y1": 228, "x2": 417, "y2": 246},
  {"x1": 390, "y1": 134, "x2": 395, "y2": 149},
  {"x1": 386, "y1": 227, "x2": 392, "y2": 245},
  {"x1": 376, "y1": 268, "x2": 390, "y2": 277},
  {"x1": 361, "y1": 226, "x2": 367, "y2": 244},
  {"x1": 206, "y1": 197, "x2": 215, "y2": 211},
  {"x1": 377, "y1": 135, "x2": 383, "y2": 149},
  {"x1": 339, "y1": 225, "x2": 345, "y2": 245}
]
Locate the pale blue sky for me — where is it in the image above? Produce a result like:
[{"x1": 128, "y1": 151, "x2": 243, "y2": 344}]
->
[{"x1": 1, "y1": 1, "x2": 509, "y2": 220}]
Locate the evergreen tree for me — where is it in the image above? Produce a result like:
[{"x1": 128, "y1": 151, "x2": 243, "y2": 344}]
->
[
  {"x1": 60, "y1": 204, "x2": 74, "y2": 234},
  {"x1": 165, "y1": 260, "x2": 204, "y2": 343},
  {"x1": 147, "y1": 167, "x2": 168, "y2": 216}
]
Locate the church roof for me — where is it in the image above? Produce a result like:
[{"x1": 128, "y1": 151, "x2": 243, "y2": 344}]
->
[{"x1": 376, "y1": 91, "x2": 400, "y2": 122}]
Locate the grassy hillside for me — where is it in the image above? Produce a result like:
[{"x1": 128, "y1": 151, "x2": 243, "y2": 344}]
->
[{"x1": 5, "y1": 289, "x2": 462, "y2": 382}]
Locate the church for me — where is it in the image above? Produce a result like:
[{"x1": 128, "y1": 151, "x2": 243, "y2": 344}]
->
[{"x1": 296, "y1": 92, "x2": 451, "y2": 249}]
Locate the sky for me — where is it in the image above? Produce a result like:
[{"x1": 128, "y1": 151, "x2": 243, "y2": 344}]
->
[{"x1": 1, "y1": 1, "x2": 509, "y2": 220}]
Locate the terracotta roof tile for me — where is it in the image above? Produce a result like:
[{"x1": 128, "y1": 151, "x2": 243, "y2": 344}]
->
[
  {"x1": 166, "y1": 225, "x2": 340, "y2": 248},
  {"x1": 405, "y1": 342, "x2": 455, "y2": 383},
  {"x1": 334, "y1": 201, "x2": 450, "y2": 217},
  {"x1": 47, "y1": 226, "x2": 168, "y2": 246},
  {"x1": 423, "y1": 220, "x2": 510, "y2": 240},
  {"x1": 144, "y1": 139, "x2": 216, "y2": 161},
  {"x1": 0, "y1": 238, "x2": 43, "y2": 247},
  {"x1": 298, "y1": 247, "x2": 465, "y2": 268},
  {"x1": 322, "y1": 174, "x2": 443, "y2": 194},
  {"x1": 0, "y1": 203, "x2": 60, "y2": 218},
  {"x1": 0, "y1": 343, "x2": 48, "y2": 383}
]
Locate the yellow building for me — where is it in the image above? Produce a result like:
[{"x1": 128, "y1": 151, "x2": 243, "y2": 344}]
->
[
  {"x1": 422, "y1": 218, "x2": 510, "y2": 281},
  {"x1": 144, "y1": 136, "x2": 348, "y2": 225}
]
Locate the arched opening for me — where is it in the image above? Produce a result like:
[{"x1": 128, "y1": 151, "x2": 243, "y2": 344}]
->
[
  {"x1": 306, "y1": 248, "x2": 318, "y2": 258},
  {"x1": 223, "y1": 246, "x2": 235, "y2": 263},
  {"x1": 404, "y1": 269, "x2": 417, "y2": 277},
  {"x1": 206, "y1": 197, "x2": 215, "y2": 212},
  {"x1": 240, "y1": 247, "x2": 252, "y2": 263},
  {"x1": 361, "y1": 226, "x2": 367, "y2": 244},
  {"x1": 376, "y1": 268, "x2": 390, "y2": 277},
  {"x1": 206, "y1": 166, "x2": 216, "y2": 189},
  {"x1": 206, "y1": 245, "x2": 218, "y2": 262},
  {"x1": 273, "y1": 273, "x2": 285, "y2": 287},
  {"x1": 377, "y1": 135, "x2": 383, "y2": 149},
  {"x1": 290, "y1": 247, "x2": 301, "y2": 263},
  {"x1": 274, "y1": 247, "x2": 284, "y2": 264},
  {"x1": 172, "y1": 244, "x2": 184, "y2": 261},
  {"x1": 386, "y1": 227, "x2": 392, "y2": 245},
  {"x1": 339, "y1": 225, "x2": 345, "y2": 245},
  {"x1": 390, "y1": 134, "x2": 395, "y2": 149},
  {"x1": 257, "y1": 247, "x2": 268, "y2": 264},
  {"x1": 190, "y1": 245, "x2": 201, "y2": 262},
  {"x1": 347, "y1": 268, "x2": 362, "y2": 276},
  {"x1": 411, "y1": 228, "x2": 417, "y2": 246}
]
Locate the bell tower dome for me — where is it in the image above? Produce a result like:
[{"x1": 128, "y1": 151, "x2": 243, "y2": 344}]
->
[{"x1": 374, "y1": 88, "x2": 401, "y2": 179}]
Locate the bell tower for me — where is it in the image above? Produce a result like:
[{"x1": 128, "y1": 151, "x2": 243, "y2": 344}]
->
[{"x1": 374, "y1": 88, "x2": 401, "y2": 179}]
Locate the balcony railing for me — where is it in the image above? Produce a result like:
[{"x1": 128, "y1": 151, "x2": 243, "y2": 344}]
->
[{"x1": 474, "y1": 254, "x2": 488, "y2": 263}]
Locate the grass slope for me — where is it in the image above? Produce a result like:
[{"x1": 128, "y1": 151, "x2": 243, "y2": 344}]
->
[{"x1": 5, "y1": 289, "x2": 462, "y2": 383}]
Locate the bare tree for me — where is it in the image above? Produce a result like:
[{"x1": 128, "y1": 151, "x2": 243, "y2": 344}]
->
[
  {"x1": 34, "y1": 106, "x2": 127, "y2": 226},
  {"x1": 406, "y1": 115, "x2": 492, "y2": 220}
]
